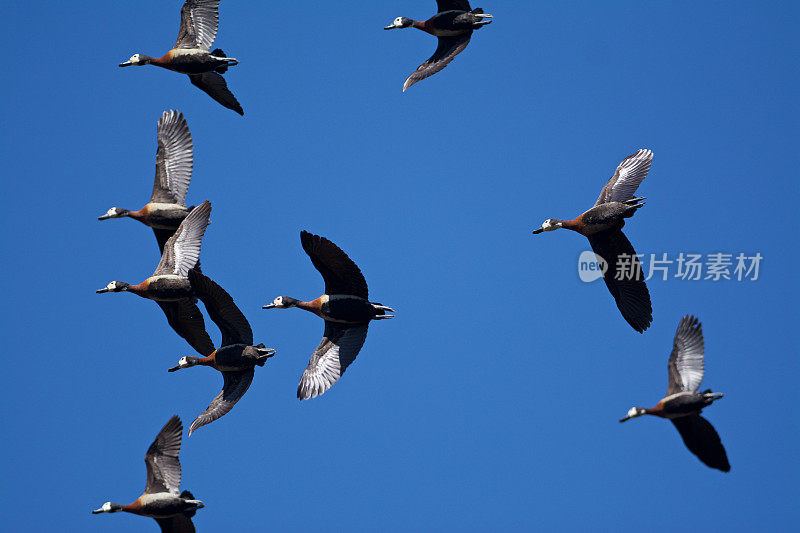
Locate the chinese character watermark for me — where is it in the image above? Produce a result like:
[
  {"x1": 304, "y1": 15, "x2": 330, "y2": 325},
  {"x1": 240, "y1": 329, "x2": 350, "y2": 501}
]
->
[{"x1": 577, "y1": 252, "x2": 763, "y2": 282}]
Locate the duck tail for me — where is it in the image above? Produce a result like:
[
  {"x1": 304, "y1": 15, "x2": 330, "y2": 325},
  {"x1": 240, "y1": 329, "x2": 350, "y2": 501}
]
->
[
  {"x1": 471, "y1": 8, "x2": 493, "y2": 28},
  {"x1": 371, "y1": 302, "x2": 395, "y2": 319},
  {"x1": 180, "y1": 491, "x2": 200, "y2": 518},
  {"x1": 212, "y1": 49, "x2": 229, "y2": 73}
]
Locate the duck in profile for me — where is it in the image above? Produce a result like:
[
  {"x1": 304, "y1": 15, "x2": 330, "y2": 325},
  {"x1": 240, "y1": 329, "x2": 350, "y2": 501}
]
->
[
  {"x1": 99, "y1": 110, "x2": 198, "y2": 254},
  {"x1": 97, "y1": 201, "x2": 215, "y2": 355},
  {"x1": 263, "y1": 231, "x2": 394, "y2": 400},
  {"x1": 119, "y1": 0, "x2": 243, "y2": 115},
  {"x1": 620, "y1": 315, "x2": 730, "y2": 472},
  {"x1": 169, "y1": 269, "x2": 277, "y2": 435},
  {"x1": 92, "y1": 416, "x2": 204, "y2": 532},
  {"x1": 384, "y1": 1, "x2": 492, "y2": 91},
  {"x1": 532, "y1": 149, "x2": 654, "y2": 332}
]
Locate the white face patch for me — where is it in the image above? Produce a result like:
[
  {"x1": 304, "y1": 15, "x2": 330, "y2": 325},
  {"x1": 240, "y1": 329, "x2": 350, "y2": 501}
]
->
[
  {"x1": 179, "y1": 356, "x2": 189, "y2": 367},
  {"x1": 274, "y1": 296, "x2": 283, "y2": 307},
  {"x1": 102, "y1": 502, "x2": 113, "y2": 512},
  {"x1": 627, "y1": 407, "x2": 640, "y2": 418},
  {"x1": 105, "y1": 281, "x2": 117, "y2": 291}
]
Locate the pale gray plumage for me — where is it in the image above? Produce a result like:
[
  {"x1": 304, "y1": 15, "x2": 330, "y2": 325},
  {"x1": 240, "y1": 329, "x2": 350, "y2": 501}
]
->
[
  {"x1": 298, "y1": 324, "x2": 369, "y2": 400},
  {"x1": 667, "y1": 315, "x2": 705, "y2": 395},
  {"x1": 188, "y1": 369, "x2": 254, "y2": 436},
  {"x1": 175, "y1": 0, "x2": 220, "y2": 51},
  {"x1": 144, "y1": 416, "x2": 183, "y2": 495},
  {"x1": 595, "y1": 149, "x2": 653, "y2": 206},
  {"x1": 154, "y1": 201, "x2": 211, "y2": 277},
  {"x1": 152, "y1": 110, "x2": 193, "y2": 206}
]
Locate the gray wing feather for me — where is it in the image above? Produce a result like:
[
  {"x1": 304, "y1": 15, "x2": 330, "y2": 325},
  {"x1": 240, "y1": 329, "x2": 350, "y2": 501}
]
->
[
  {"x1": 188, "y1": 73, "x2": 244, "y2": 115},
  {"x1": 667, "y1": 315, "x2": 705, "y2": 395},
  {"x1": 403, "y1": 33, "x2": 472, "y2": 92},
  {"x1": 175, "y1": 0, "x2": 220, "y2": 50},
  {"x1": 145, "y1": 416, "x2": 183, "y2": 494},
  {"x1": 152, "y1": 110, "x2": 193, "y2": 206},
  {"x1": 298, "y1": 324, "x2": 368, "y2": 400},
  {"x1": 188, "y1": 369, "x2": 254, "y2": 436},
  {"x1": 187, "y1": 269, "x2": 253, "y2": 346},
  {"x1": 154, "y1": 201, "x2": 211, "y2": 276},
  {"x1": 595, "y1": 149, "x2": 653, "y2": 206}
]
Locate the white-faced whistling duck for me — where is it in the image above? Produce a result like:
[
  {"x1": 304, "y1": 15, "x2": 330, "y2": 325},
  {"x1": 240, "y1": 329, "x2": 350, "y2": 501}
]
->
[
  {"x1": 119, "y1": 0, "x2": 243, "y2": 115},
  {"x1": 263, "y1": 231, "x2": 394, "y2": 400},
  {"x1": 92, "y1": 416, "x2": 204, "y2": 532},
  {"x1": 99, "y1": 110, "x2": 197, "y2": 254},
  {"x1": 168, "y1": 269, "x2": 277, "y2": 435},
  {"x1": 97, "y1": 201, "x2": 215, "y2": 355},
  {"x1": 620, "y1": 315, "x2": 730, "y2": 472},
  {"x1": 384, "y1": 1, "x2": 493, "y2": 92},
  {"x1": 532, "y1": 149, "x2": 654, "y2": 332}
]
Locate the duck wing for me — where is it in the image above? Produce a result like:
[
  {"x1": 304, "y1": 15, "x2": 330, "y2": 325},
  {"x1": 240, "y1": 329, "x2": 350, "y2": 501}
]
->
[
  {"x1": 667, "y1": 315, "x2": 705, "y2": 395},
  {"x1": 152, "y1": 110, "x2": 193, "y2": 206},
  {"x1": 587, "y1": 229, "x2": 652, "y2": 333},
  {"x1": 594, "y1": 149, "x2": 653, "y2": 206},
  {"x1": 154, "y1": 201, "x2": 211, "y2": 277},
  {"x1": 157, "y1": 299, "x2": 215, "y2": 356},
  {"x1": 188, "y1": 269, "x2": 253, "y2": 346},
  {"x1": 175, "y1": 0, "x2": 219, "y2": 51},
  {"x1": 437, "y1": 0, "x2": 472, "y2": 11},
  {"x1": 403, "y1": 33, "x2": 472, "y2": 92},
  {"x1": 671, "y1": 414, "x2": 730, "y2": 472},
  {"x1": 144, "y1": 416, "x2": 183, "y2": 495},
  {"x1": 153, "y1": 228, "x2": 175, "y2": 255},
  {"x1": 154, "y1": 514, "x2": 196, "y2": 533},
  {"x1": 188, "y1": 369, "x2": 254, "y2": 436},
  {"x1": 300, "y1": 231, "x2": 368, "y2": 299},
  {"x1": 188, "y1": 73, "x2": 244, "y2": 115},
  {"x1": 297, "y1": 323, "x2": 369, "y2": 400}
]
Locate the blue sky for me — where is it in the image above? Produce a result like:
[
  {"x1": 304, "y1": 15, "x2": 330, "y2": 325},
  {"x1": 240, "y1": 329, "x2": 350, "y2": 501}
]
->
[{"x1": 1, "y1": 1, "x2": 798, "y2": 531}]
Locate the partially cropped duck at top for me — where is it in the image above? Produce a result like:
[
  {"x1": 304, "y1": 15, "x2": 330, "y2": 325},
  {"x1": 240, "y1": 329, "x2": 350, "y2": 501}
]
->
[
  {"x1": 119, "y1": 0, "x2": 243, "y2": 115},
  {"x1": 97, "y1": 201, "x2": 215, "y2": 355},
  {"x1": 169, "y1": 269, "x2": 276, "y2": 435},
  {"x1": 532, "y1": 149, "x2": 654, "y2": 333},
  {"x1": 263, "y1": 231, "x2": 394, "y2": 400},
  {"x1": 99, "y1": 110, "x2": 198, "y2": 254},
  {"x1": 385, "y1": 1, "x2": 492, "y2": 92},
  {"x1": 92, "y1": 416, "x2": 204, "y2": 532},
  {"x1": 620, "y1": 315, "x2": 730, "y2": 472}
]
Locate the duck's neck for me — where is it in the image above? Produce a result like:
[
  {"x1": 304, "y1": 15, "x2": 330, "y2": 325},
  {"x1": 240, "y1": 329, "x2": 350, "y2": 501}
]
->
[
  {"x1": 413, "y1": 20, "x2": 436, "y2": 35},
  {"x1": 296, "y1": 296, "x2": 326, "y2": 318}
]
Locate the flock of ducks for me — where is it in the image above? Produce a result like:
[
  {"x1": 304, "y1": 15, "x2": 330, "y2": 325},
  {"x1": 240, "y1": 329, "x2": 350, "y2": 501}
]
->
[{"x1": 93, "y1": 1, "x2": 729, "y2": 531}]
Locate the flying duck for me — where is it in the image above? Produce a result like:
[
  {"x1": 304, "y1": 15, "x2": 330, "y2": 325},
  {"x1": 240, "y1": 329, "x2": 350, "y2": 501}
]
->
[
  {"x1": 92, "y1": 416, "x2": 204, "y2": 532},
  {"x1": 263, "y1": 231, "x2": 394, "y2": 400},
  {"x1": 169, "y1": 268, "x2": 277, "y2": 435},
  {"x1": 119, "y1": 0, "x2": 243, "y2": 115},
  {"x1": 620, "y1": 315, "x2": 730, "y2": 472},
  {"x1": 99, "y1": 110, "x2": 197, "y2": 254},
  {"x1": 97, "y1": 201, "x2": 215, "y2": 355},
  {"x1": 532, "y1": 149, "x2": 654, "y2": 332},
  {"x1": 384, "y1": 1, "x2": 493, "y2": 92}
]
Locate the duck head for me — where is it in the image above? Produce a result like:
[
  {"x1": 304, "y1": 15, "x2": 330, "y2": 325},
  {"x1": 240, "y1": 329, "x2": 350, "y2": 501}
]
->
[
  {"x1": 619, "y1": 407, "x2": 647, "y2": 422},
  {"x1": 92, "y1": 502, "x2": 123, "y2": 514},
  {"x1": 168, "y1": 356, "x2": 202, "y2": 372},
  {"x1": 98, "y1": 207, "x2": 129, "y2": 220},
  {"x1": 262, "y1": 296, "x2": 299, "y2": 309},
  {"x1": 532, "y1": 218, "x2": 564, "y2": 234},
  {"x1": 119, "y1": 54, "x2": 152, "y2": 67},
  {"x1": 384, "y1": 17, "x2": 414, "y2": 30},
  {"x1": 96, "y1": 281, "x2": 130, "y2": 294}
]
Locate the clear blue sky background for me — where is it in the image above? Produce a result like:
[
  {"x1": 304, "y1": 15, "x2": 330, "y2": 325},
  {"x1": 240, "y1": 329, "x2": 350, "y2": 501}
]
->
[{"x1": 1, "y1": 1, "x2": 798, "y2": 531}]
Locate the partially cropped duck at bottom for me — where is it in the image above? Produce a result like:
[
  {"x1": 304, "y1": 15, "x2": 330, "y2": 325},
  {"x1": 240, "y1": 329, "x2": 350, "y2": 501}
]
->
[
  {"x1": 385, "y1": 1, "x2": 492, "y2": 92},
  {"x1": 169, "y1": 269, "x2": 276, "y2": 435},
  {"x1": 93, "y1": 416, "x2": 204, "y2": 532},
  {"x1": 99, "y1": 110, "x2": 198, "y2": 254},
  {"x1": 532, "y1": 149, "x2": 654, "y2": 333},
  {"x1": 119, "y1": 0, "x2": 243, "y2": 115},
  {"x1": 97, "y1": 201, "x2": 214, "y2": 355},
  {"x1": 620, "y1": 315, "x2": 730, "y2": 472},
  {"x1": 263, "y1": 231, "x2": 394, "y2": 400}
]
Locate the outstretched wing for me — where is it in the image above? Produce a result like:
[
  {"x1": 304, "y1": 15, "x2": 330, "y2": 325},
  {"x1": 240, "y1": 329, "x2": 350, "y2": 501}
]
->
[
  {"x1": 175, "y1": 0, "x2": 220, "y2": 50},
  {"x1": 156, "y1": 299, "x2": 215, "y2": 356},
  {"x1": 403, "y1": 33, "x2": 472, "y2": 92},
  {"x1": 154, "y1": 201, "x2": 211, "y2": 277},
  {"x1": 436, "y1": 0, "x2": 472, "y2": 12},
  {"x1": 300, "y1": 231, "x2": 368, "y2": 298},
  {"x1": 667, "y1": 315, "x2": 705, "y2": 395},
  {"x1": 144, "y1": 416, "x2": 183, "y2": 494},
  {"x1": 595, "y1": 149, "x2": 653, "y2": 206},
  {"x1": 587, "y1": 230, "x2": 652, "y2": 333},
  {"x1": 671, "y1": 415, "x2": 730, "y2": 472},
  {"x1": 188, "y1": 269, "x2": 253, "y2": 346},
  {"x1": 188, "y1": 73, "x2": 244, "y2": 115},
  {"x1": 154, "y1": 514, "x2": 196, "y2": 533},
  {"x1": 188, "y1": 369, "x2": 254, "y2": 436},
  {"x1": 152, "y1": 110, "x2": 193, "y2": 206},
  {"x1": 298, "y1": 323, "x2": 369, "y2": 400}
]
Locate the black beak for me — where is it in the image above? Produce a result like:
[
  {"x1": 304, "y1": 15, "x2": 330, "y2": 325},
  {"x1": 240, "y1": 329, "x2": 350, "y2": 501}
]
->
[
  {"x1": 168, "y1": 365, "x2": 180, "y2": 372},
  {"x1": 262, "y1": 304, "x2": 276, "y2": 309},
  {"x1": 532, "y1": 228, "x2": 544, "y2": 234},
  {"x1": 118, "y1": 61, "x2": 132, "y2": 67}
]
